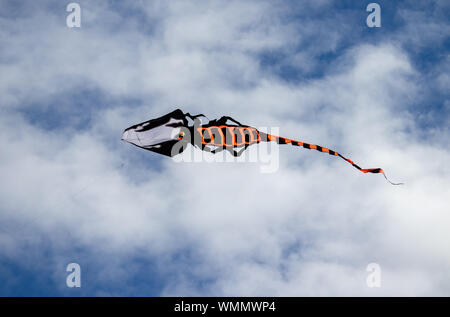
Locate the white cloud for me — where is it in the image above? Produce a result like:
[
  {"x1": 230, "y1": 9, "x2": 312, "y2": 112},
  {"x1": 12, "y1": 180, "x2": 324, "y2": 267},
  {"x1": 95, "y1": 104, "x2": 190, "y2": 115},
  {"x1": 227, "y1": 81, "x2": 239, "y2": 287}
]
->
[{"x1": 0, "y1": 0, "x2": 449, "y2": 296}]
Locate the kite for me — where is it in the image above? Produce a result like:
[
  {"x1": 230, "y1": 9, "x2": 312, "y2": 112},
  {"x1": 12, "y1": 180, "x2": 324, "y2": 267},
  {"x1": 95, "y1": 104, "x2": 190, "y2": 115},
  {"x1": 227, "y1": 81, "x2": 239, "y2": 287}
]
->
[{"x1": 122, "y1": 109, "x2": 402, "y2": 185}]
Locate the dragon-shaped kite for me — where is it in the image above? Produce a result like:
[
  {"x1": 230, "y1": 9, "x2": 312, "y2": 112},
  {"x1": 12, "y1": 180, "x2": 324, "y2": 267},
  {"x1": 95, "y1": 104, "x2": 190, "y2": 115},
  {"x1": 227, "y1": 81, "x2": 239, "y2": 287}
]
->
[{"x1": 122, "y1": 109, "x2": 402, "y2": 185}]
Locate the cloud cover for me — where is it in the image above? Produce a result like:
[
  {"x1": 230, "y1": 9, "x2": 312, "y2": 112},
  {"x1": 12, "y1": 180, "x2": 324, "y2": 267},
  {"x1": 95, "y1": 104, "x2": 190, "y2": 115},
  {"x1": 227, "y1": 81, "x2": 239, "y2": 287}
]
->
[{"x1": 0, "y1": 0, "x2": 449, "y2": 295}]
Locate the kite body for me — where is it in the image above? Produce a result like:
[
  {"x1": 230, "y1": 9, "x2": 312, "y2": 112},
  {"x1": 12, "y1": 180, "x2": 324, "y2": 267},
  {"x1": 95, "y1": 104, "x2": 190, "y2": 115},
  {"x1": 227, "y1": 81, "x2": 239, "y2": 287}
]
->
[{"x1": 122, "y1": 109, "x2": 402, "y2": 185}]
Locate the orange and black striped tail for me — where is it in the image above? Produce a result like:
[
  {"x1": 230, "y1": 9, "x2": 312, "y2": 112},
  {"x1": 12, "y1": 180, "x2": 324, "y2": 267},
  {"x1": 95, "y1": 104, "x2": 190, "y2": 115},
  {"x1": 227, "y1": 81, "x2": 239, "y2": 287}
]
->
[{"x1": 263, "y1": 133, "x2": 403, "y2": 185}]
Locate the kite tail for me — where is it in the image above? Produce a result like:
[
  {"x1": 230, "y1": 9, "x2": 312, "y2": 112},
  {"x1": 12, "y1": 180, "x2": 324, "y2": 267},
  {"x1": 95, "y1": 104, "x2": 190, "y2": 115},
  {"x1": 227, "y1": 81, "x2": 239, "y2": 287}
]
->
[{"x1": 264, "y1": 133, "x2": 403, "y2": 185}]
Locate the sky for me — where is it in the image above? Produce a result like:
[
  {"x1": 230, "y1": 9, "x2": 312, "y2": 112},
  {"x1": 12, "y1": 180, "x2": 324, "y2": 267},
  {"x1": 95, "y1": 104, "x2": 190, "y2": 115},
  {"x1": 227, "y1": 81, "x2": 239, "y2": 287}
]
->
[{"x1": 0, "y1": 0, "x2": 449, "y2": 296}]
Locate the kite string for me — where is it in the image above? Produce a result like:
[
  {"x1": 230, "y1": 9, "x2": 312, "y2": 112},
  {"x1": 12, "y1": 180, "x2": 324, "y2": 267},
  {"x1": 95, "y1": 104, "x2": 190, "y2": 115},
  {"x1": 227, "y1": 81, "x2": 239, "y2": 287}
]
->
[{"x1": 379, "y1": 170, "x2": 404, "y2": 185}]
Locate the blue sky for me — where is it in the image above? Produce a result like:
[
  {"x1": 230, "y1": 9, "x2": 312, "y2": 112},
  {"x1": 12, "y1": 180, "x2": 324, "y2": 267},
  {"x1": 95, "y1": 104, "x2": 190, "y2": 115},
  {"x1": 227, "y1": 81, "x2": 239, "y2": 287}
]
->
[{"x1": 0, "y1": 0, "x2": 449, "y2": 296}]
